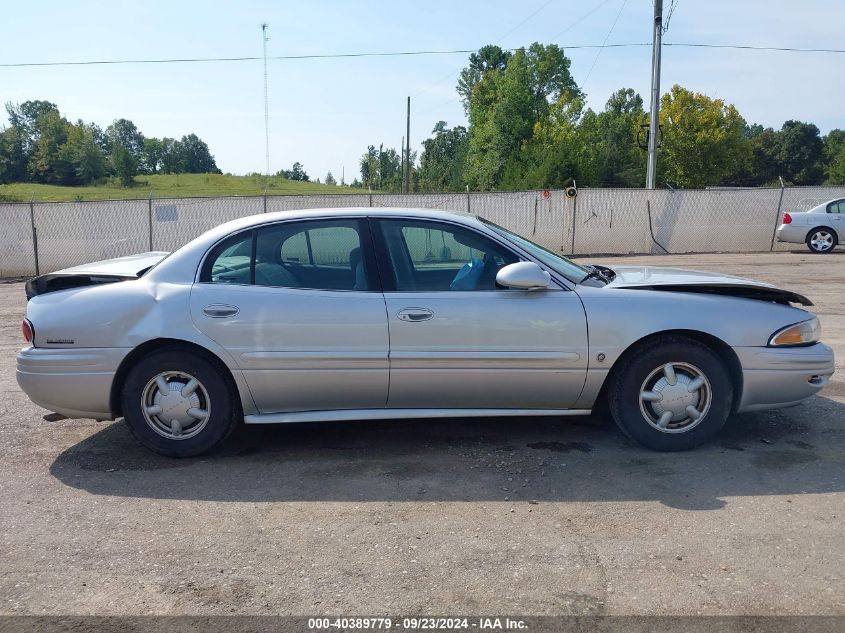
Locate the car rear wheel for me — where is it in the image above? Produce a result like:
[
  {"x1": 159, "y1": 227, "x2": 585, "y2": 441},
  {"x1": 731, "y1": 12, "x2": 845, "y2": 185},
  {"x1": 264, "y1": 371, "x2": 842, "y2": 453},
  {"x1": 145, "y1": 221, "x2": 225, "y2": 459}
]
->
[
  {"x1": 121, "y1": 348, "x2": 239, "y2": 457},
  {"x1": 608, "y1": 336, "x2": 733, "y2": 451},
  {"x1": 806, "y1": 227, "x2": 837, "y2": 253}
]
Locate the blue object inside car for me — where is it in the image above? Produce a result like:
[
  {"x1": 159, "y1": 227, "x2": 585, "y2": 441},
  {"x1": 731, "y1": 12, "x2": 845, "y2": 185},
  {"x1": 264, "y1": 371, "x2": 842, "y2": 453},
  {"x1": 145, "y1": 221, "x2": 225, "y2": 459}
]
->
[{"x1": 450, "y1": 257, "x2": 485, "y2": 290}]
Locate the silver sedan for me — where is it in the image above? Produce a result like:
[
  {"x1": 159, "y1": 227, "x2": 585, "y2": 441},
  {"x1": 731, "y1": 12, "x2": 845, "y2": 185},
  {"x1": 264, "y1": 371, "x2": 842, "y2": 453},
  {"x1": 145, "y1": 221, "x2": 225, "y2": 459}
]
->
[
  {"x1": 17, "y1": 208, "x2": 835, "y2": 456},
  {"x1": 776, "y1": 198, "x2": 845, "y2": 253}
]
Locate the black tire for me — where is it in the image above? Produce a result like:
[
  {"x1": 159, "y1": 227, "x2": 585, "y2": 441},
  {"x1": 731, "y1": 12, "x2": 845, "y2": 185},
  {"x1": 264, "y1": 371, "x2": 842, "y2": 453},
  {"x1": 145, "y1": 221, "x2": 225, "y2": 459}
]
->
[
  {"x1": 121, "y1": 348, "x2": 239, "y2": 457},
  {"x1": 806, "y1": 227, "x2": 838, "y2": 254},
  {"x1": 608, "y1": 335, "x2": 733, "y2": 451}
]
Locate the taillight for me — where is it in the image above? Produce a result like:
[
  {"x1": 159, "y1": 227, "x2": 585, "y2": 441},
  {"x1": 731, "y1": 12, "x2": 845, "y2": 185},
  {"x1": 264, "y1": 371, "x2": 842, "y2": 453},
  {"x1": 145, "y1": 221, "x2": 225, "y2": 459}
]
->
[
  {"x1": 783, "y1": 212, "x2": 792, "y2": 225},
  {"x1": 21, "y1": 319, "x2": 33, "y2": 343}
]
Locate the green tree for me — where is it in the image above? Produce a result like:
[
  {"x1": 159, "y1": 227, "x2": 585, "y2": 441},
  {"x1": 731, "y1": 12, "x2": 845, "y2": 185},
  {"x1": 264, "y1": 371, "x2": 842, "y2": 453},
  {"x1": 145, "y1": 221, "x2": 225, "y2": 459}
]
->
[
  {"x1": 29, "y1": 109, "x2": 73, "y2": 184},
  {"x1": 112, "y1": 145, "x2": 138, "y2": 186},
  {"x1": 465, "y1": 48, "x2": 535, "y2": 189},
  {"x1": 733, "y1": 125, "x2": 780, "y2": 186},
  {"x1": 456, "y1": 45, "x2": 511, "y2": 114},
  {"x1": 357, "y1": 144, "x2": 415, "y2": 192},
  {"x1": 0, "y1": 126, "x2": 27, "y2": 183},
  {"x1": 359, "y1": 146, "x2": 379, "y2": 188},
  {"x1": 278, "y1": 162, "x2": 309, "y2": 181},
  {"x1": 504, "y1": 91, "x2": 584, "y2": 189},
  {"x1": 159, "y1": 138, "x2": 181, "y2": 173},
  {"x1": 775, "y1": 120, "x2": 824, "y2": 185},
  {"x1": 142, "y1": 137, "x2": 165, "y2": 174},
  {"x1": 419, "y1": 121, "x2": 468, "y2": 191},
  {"x1": 325, "y1": 171, "x2": 336, "y2": 185},
  {"x1": 105, "y1": 119, "x2": 144, "y2": 162},
  {"x1": 823, "y1": 129, "x2": 845, "y2": 185},
  {"x1": 577, "y1": 88, "x2": 645, "y2": 187},
  {"x1": 657, "y1": 85, "x2": 750, "y2": 188},
  {"x1": 61, "y1": 123, "x2": 106, "y2": 184},
  {"x1": 524, "y1": 43, "x2": 580, "y2": 121},
  {"x1": 5, "y1": 100, "x2": 59, "y2": 155},
  {"x1": 177, "y1": 134, "x2": 219, "y2": 173}
]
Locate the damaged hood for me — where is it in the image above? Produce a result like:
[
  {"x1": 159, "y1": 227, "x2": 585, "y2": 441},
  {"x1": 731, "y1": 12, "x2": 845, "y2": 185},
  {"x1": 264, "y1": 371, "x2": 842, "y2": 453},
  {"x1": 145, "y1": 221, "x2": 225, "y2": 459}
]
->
[
  {"x1": 604, "y1": 266, "x2": 812, "y2": 306},
  {"x1": 25, "y1": 252, "x2": 169, "y2": 299}
]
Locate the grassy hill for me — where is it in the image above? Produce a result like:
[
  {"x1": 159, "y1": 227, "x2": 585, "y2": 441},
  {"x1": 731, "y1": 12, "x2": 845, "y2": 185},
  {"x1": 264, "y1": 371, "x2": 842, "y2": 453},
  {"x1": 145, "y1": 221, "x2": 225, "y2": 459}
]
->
[{"x1": 0, "y1": 173, "x2": 366, "y2": 203}]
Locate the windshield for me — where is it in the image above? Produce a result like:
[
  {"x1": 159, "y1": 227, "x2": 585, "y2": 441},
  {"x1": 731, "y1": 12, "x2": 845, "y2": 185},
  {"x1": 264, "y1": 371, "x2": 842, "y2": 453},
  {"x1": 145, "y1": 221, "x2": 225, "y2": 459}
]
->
[{"x1": 480, "y1": 218, "x2": 589, "y2": 283}]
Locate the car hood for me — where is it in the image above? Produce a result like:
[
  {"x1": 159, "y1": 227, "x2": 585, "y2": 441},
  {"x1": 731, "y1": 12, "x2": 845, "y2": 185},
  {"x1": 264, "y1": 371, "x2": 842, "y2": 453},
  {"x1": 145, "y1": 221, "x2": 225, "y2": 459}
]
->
[
  {"x1": 604, "y1": 265, "x2": 812, "y2": 306},
  {"x1": 25, "y1": 252, "x2": 170, "y2": 299}
]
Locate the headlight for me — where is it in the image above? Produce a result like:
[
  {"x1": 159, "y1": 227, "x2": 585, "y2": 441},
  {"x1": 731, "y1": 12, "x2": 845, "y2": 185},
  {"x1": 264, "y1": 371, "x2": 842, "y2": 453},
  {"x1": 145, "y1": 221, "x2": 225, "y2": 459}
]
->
[{"x1": 769, "y1": 318, "x2": 820, "y2": 347}]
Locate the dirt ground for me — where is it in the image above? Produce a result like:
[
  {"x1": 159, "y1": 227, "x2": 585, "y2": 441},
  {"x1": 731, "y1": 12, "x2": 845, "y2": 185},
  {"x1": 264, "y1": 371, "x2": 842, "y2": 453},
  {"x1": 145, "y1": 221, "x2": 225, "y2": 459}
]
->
[{"x1": 0, "y1": 251, "x2": 843, "y2": 616}]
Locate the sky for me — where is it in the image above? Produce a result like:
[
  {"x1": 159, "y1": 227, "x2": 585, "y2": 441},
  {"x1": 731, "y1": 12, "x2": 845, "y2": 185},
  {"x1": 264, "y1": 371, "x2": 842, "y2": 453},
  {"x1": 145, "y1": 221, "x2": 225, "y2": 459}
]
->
[{"x1": 2, "y1": 0, "x2": 844, "y2": 183}]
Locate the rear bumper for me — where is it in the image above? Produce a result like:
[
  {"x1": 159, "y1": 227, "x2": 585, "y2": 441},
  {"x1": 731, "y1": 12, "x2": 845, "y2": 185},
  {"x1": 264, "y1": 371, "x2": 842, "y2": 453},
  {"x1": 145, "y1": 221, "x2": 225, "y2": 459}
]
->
[
  {"x1": 775, "y1": 224, "x2": 807, "y2": 244},
  {"x1": 735, "y1": 342, "x2": 835, "y2": 412},
  {"x1": 16, "y1": 346, "x2": 129, "y2": 419}
]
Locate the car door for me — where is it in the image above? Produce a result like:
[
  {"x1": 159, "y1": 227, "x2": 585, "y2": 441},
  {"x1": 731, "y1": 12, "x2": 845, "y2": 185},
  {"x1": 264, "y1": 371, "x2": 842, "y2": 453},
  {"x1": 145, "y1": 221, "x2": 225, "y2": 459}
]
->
[
  {"x1": 189, "y1": 217, "x2": 389, "y2": 413},
  {"x1": 371, "y1": 217, "x2": 589, "y2": 410}
]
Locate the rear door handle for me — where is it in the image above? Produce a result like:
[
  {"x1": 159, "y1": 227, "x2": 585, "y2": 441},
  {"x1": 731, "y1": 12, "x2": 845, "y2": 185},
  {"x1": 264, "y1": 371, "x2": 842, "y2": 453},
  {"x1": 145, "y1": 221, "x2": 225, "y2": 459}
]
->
[
  {"x1": 397, "y1": 307, "x2": 434, "y2": 322},
  {"x1": 203, "y1": 304, "x2": 239, "y2": 318}
]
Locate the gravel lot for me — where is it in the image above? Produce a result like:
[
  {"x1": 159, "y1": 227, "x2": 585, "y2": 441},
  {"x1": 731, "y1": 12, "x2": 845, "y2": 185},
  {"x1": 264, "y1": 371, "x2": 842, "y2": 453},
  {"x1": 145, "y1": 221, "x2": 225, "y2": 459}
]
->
[{"x1": 1, "y1": 251, "x2": 843, "y2": 616}]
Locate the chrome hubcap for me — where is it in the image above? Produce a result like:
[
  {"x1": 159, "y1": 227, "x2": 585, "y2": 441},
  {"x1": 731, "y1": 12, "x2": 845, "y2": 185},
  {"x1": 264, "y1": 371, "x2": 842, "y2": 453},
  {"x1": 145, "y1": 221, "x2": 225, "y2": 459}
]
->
[
  {"x1": 639, "y1": 362, "x2": 711, "y2": 434},
  {"x1": 811, "y1": 231, "x2": 833, "y2": 251},
  {"x1": 141, "y1": 371, "x2": 210, "y2": 440}
]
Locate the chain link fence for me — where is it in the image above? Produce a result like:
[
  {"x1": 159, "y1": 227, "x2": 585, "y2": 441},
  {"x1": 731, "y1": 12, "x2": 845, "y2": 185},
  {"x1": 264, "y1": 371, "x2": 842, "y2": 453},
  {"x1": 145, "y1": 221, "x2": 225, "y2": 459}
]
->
[{"x1": 2, "y1": 185, "x2": 845, "y2": 277}]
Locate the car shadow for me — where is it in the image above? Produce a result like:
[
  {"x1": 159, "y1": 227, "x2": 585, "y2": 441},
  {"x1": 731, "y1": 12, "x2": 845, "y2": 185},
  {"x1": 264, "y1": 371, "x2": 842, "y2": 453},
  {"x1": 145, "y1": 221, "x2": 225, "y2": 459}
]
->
[{"x1": 49, "y1": 395, "x2": 845, "y2": 511}]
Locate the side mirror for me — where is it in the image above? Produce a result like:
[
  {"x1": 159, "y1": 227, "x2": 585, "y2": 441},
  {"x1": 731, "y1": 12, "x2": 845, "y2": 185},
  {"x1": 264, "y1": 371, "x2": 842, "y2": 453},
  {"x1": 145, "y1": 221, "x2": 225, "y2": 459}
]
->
[{"x1": 496, "y1": 262, "x2": 551, "y2": 290}]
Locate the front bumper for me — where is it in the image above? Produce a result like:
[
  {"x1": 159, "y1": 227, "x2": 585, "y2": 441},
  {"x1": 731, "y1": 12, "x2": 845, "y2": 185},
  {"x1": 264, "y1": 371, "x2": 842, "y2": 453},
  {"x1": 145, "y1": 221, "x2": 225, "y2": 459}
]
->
[
  {"x1": 775, "y1": 224, "x2": 807, "y2": 244},
  {"x1": 735, "y1": 342, "x2": 835, "y2": 412},
  {"x1": 16, "y1": 346, "x2": 130, "y2": 419}
]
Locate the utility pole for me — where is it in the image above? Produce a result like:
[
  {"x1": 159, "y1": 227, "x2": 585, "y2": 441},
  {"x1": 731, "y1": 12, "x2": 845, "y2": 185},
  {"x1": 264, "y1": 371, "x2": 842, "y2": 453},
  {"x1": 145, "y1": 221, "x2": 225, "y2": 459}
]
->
[
  {"x1": 646, "y1": 0, "x2": 662, "y2": 189},
  {"x1": 400, "y1": 135, "x2": 405, "y2": 192},
  {"x1": 404, "y1": 96, "x2": 411, "y2": 194},
  {"x1": 261, "y1": 23, "x2": 270, "y2": 177}
]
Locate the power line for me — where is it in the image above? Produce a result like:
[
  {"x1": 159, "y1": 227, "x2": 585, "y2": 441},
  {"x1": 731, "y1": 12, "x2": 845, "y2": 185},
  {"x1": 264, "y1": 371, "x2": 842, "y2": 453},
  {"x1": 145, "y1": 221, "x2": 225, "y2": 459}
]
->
[
  {"x1": 580, "y1": 0, "x2": 629, "y2": 88},
  {"x1": 499, "y1": 0, "x2": 559, "y2": 43},
  {"x1": 664, "y1": 42, "x2": 845, "y2": 53},
  {"x1": 547, "y1": 0, "x2": 614, "y2": 41},
  {"x1": 1, "y1": 42, "x2": 843, "y2": 68},
  {"x1": 662, "y1": 0, "x2": 679, "y2": 34},
  {"x1": 412, "y1": 0, "x2": 560, "y2": 101}
]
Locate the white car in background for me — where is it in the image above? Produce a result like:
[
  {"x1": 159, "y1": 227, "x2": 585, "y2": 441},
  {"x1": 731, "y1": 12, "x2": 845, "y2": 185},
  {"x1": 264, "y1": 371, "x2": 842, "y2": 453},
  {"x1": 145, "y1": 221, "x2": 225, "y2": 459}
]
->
[{"x1": 776, "y1": 198, "x2": 845, "y2": 253}]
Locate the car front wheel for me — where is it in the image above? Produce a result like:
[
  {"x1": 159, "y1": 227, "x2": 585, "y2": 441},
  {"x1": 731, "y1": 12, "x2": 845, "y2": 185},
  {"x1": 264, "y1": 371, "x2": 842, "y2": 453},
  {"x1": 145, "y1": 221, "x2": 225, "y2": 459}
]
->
[
  {"x1": 806, "y1": 228, "x2": 837, "y2": 253},
  {"x1": 608, "y1": 336, "x2": 733, "y2": 451},
  {"x1": 121, "y1": 348, "x2": 239, "y2": 457}
]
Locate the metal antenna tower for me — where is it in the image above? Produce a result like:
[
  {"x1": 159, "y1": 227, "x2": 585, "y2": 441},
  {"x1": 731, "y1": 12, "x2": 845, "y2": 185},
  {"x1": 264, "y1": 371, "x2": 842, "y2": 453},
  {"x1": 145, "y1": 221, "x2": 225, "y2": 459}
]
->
[{"x1": 261, "y1": 23, "x2": 270, "y2": 177}]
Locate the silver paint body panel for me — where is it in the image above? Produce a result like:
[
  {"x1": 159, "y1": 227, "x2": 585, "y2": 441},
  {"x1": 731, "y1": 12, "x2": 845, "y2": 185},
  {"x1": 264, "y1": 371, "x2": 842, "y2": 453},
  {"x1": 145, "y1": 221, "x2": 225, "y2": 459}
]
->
[{"x1": 15, "y1": 207, "x2": 835, "y2": 423}]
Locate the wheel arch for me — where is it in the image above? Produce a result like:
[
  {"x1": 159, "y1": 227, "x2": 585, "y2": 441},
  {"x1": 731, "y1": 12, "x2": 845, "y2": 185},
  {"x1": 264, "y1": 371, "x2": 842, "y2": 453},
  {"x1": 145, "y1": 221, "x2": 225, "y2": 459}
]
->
[
  {"x1": 109, "y1": 338, "x2": 242, "y2": 418},
  {"x1": 599, "y1": 329, "x2": 743, "y2": 412}
]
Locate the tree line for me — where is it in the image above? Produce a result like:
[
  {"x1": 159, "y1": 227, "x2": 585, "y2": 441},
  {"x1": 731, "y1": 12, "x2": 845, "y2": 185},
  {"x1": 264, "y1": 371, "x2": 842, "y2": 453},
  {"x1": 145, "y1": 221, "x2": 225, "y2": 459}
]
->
[
  {"x1": 355, "y1": 44, "x2": 845, "y2": 192},
  {"x1": 0, "y1": 100, "x2": 220, "y2": 187}
]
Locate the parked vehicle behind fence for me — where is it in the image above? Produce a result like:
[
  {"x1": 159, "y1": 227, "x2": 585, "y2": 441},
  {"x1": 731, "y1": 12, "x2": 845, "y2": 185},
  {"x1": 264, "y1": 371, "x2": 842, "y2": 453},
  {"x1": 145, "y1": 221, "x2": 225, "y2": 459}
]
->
[{"x1": 777, "y1": 198, "x2": 845, "y2": 253}]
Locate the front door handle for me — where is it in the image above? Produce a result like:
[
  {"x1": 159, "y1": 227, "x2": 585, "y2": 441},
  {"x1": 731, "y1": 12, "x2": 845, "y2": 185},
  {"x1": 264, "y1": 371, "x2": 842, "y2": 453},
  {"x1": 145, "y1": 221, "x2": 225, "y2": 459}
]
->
[
  {"x1": 203, "y1": 304, "x2": 239, "y2": 318},
  {"x1": 397, "y1": 307, "x2": 434, "y2": 322}
]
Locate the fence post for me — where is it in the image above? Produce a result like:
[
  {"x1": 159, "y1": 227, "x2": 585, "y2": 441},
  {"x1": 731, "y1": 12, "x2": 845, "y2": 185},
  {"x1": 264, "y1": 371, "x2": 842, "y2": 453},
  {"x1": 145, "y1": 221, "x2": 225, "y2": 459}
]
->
[
  {"x1": 368, "y1": 186, "x2": 373, "y2": 207},
  {"x1": 769, "y1": 181, "x2": 786, "y2": 251},
  {"x1": 263, "y1": 193, "x2": 268, "y2": 214},
  {"x1": 148, "y1": 197, "x2": 154, "y2": 251},
  {"x1": 466, "y1": 186, "x2": 471, "y2": 214},
  {"x1": 569, "y1": 192, "x2": 577, "y2": 255},
  {"x1": 29, "y1": 200, "x2": 39, "y2": 276}
]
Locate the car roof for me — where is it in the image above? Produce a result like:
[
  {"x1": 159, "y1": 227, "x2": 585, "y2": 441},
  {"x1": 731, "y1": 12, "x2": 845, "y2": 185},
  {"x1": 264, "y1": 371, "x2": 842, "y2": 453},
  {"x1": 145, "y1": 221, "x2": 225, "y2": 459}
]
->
[
  {"x1": 204, "y1": 206, "x2": 482, "y2": 243},
  {"x1": 242, "y1": 206, "x2": 474, "y2": 225}
]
